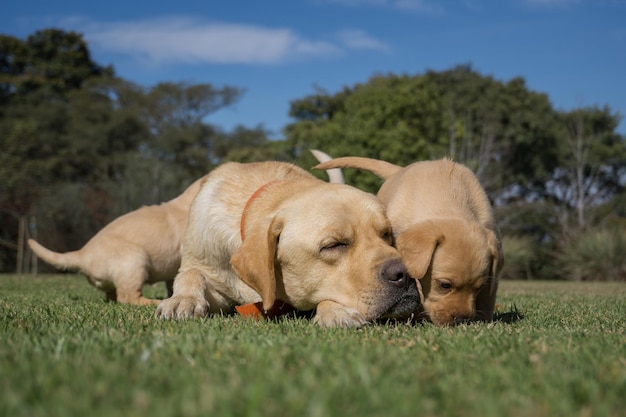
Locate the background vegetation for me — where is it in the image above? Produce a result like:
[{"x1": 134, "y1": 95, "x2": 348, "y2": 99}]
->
[
  {"x1": 1, "y1": 29, "x2": 625, "y2": 280},
  {"x1": 1, "y1": 275, "x2": 625, "y2": 417}
]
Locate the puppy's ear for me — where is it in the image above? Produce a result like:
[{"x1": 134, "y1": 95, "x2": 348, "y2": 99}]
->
[
  {"x1": 230, "y1": 216, "x2": 283, "y2": 311},
  {"x1": 395, "y1": 221, "x2": 444, "y2": 281},
  {"x1": 474, "y1": 229, "x2": 503, "y2": 322},
  {"x1": 486, "y1": 229, "x2": 504, "y2": 296}
]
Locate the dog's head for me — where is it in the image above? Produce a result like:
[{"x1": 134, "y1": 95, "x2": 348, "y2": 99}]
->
[
  {"x1": 395, "y1": 218, "x2": 502, "y2": 326},
  {"x1": 230, "y1": 181, "x2": 422, "y2": 327}
]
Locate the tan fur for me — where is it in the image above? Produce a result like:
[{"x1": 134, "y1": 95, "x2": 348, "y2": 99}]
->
[
  {"x1": 155, "y1": 161, "x2": 422, "y2": 327},
  {"x1": 315, "y1": 157, "x2": 503, "y2": 326},
  {"x1": 28, "y1": 175, "x2": 207, "y2": 305}
]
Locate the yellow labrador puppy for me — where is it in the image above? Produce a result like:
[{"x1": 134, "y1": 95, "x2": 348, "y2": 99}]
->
[
  {"x1": 156, "y1": 161, "x2": 422, "y2": 327},
  {"x1": 315, "y1": 157, "x2": 503, "y2": 326},
  {"x1": 28, "y1": 175, "x2": 207, "y2": 305}
]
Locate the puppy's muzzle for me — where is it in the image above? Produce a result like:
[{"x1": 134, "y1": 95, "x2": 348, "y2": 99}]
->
[{"x1": 380, "y1": 259, "x2": 422, "y2": 319}]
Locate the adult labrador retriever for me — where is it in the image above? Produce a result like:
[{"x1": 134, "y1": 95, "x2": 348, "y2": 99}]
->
[
  {"x1": 315, "y1": 157, "x2": 503, "y2": 326},
  {"x1": 28, "y1": 175, "x2": 207, "y2": 305},
  {"x1": 155, "y1": 161, "x2": 422, "y2": 327}
]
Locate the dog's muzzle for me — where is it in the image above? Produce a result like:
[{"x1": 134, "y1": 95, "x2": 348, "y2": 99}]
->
[
  {"x1": 382, "y1": 279, "x2": 422, "y2": 319},
  {"x1": 379, "y1": 259, "x2": 422, "y2": 319}
]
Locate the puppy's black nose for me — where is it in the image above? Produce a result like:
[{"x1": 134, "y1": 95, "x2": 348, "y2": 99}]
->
[
  {"x1": 453, "y1": 316, "x2": 471, "y2": 325},
  {"x1": 382, "y1": 259, "x2": 409, "y2": 289}
]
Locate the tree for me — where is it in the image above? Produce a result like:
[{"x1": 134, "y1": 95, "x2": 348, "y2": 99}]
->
[
  {"x1": 0, "y1": 29, "x2": 116, "y2": 213},
  {"x1": 284, "y1": 66, "x2": 563, "y2": 199},
  {"x1": 0, "y1": 29, "x2": 112, "y2": 102},
  {"x1": 547, "y1": 106, "x2": 626, "y2": 239},
  {"x1": 0, "y1": 29, "x2": 251, "y2": 272},
  {"x1": 424, "y1": 66, "x2": 562, "y2": 200},
  {"x1": 284, "y1": 73, "x2": 447, "y2": 192}
]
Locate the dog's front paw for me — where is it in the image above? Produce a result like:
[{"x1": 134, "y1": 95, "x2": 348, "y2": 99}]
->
[
  {"x1": 313, "y1": 301, "x2": 368, "y2": 328},
  {"x1": 156, "y1": 295, "x2": 210, "y2": 319}
]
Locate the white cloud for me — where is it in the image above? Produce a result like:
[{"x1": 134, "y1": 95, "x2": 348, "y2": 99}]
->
[
  {"x1": 337, "y1": 29, "x2": 391, "y2": 52},
  {"x1": 69, "y1": 17, "x2": 343, "y2": 65}
]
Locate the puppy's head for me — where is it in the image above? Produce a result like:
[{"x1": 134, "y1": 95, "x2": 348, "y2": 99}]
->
[
  {"x1": 230, "y1": 182, "x2": 422, "y2": 326},
  {"x1": 395, "y1": 218, "x2": 502, "y2": 326}
]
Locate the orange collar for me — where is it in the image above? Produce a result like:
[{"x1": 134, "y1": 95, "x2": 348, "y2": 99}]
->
[
  {"x1": 240, "y1": 181, "x2": 280, "y2": 241},
  {"x1": 235, "y1": 300, "x2": 298, "y2": 320}
]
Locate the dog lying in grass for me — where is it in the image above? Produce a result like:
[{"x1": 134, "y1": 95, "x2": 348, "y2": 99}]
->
[
  {"x1": 156, "y1": 161, "x2": 422, "y2": 327},
  {"x1": 315, "y1": 155, "x2": 503, "y2": 326},
  {"x1": 28, "y1": 175, "x2": 208, "y2": 305}
]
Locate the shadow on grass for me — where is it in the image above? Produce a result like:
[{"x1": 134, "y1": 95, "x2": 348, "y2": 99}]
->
[{"x1": 494, "y1": 304, "x2": 525, "y2": 324}]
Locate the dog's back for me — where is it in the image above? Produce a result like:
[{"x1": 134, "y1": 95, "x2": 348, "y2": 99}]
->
[
  {"x1": 184, "y1": 161, "x2": 314, "y2": 266},
  {"x1": 379, "y1": 159, "x2": 495, "y2": 231}
]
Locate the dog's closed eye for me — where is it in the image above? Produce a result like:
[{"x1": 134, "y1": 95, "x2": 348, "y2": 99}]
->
[
  {"x1": 381, "y1": 229, "x2": 393, "y2": 245},
  {"x1": 320, "y1": 240, "x2": 350, "y2": 252}
]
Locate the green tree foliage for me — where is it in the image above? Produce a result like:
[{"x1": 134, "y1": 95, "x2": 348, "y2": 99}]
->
[
  {"x1": 285, "y1": 65, "x2": 564, "y2": 199},
  {"x1": 285, "y1": 75, "x2": 447, "y2": 191},
  {"x1": 0, "y1": 29, "x2": 264, "y2": 272},
  {"x1": 1, "y1": 30, "x2": 118, "y2": 213},
  {"x1": 0, "y1": 29, "x2": 112, "y2": 101},
  {"x1": 424, "y1": 66, "x2": 562, "y2": 198}
]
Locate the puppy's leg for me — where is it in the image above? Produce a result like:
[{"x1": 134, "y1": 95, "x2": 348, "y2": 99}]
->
[
  {"x1": 115, "y1": 269, "x2": 161, "y2": 306},
  {"x1": 105, "y1": 289, "x2": 117, "y2": 303},
  {"x1": 116, "y1": 282, "x2": 161, "y2": 306},
  {"x1": 155, "y1": 269, "x2": 210, "y2": 319},
  {"x1": 313, "y1": 300, "x2": 368, "y2": 328}
]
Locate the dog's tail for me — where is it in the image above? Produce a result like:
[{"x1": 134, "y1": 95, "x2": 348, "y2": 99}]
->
[
  {"x1": 314, "y1": 156, "x2": 403, "y2": 180},
  {"x1": 309, "y1": 150, "x2": 345, "y2": 184},
  {"x1": 28, "y1": 239, "x2": 81, "y2": 272}
]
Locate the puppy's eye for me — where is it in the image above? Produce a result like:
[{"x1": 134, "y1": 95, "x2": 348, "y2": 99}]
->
[
  {"x1": 381, "y1": 229, "x2": 393, "y2": 244},
  {"x1": 436, "y1": 280, "x2": 453, "y2": 292}
]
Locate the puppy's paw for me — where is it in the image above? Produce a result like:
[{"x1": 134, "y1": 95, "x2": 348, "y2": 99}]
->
[
  {"x1": 313, "y1": 301, "x2": 368, "y2": 328},
  {"x1": 155, "y1": 295, "x2": 210, "y2": 319}
]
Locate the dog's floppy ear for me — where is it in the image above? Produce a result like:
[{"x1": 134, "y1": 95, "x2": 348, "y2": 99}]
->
[
  {"x1": 394, "y1": 221, "x2": 444, "y2": 281},
  {"x1": 474, "y1": 229, "x2": 503, "y2": 322},
  {"x1": 230, "y1": 216, "x2": 283, "y2": 311},
  {"x1": 486, "y1": 229, "x2": 503, "y2": 296}
]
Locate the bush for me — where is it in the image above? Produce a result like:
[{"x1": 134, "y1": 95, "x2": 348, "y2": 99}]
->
[
  {"x1": 500, "y1": 235, "x2": 537, "y2": 280},
  {"x1": 558, "y1": 227, "x2": 626, "y2": 281}
]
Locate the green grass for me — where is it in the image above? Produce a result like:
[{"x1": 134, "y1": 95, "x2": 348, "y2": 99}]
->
[{"x1": 1, "y1": 275, "x2": 625, "y2": 417}]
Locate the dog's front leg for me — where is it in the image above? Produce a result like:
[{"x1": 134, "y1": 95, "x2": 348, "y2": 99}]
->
[
  {"x1": 313, "y1": 300, "x2": 368, "y2": 328},
  {"x1": 155, "y1": 269, "x2": 210, "y2": 319}
]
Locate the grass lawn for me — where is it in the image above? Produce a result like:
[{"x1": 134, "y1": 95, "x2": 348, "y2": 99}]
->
[{"x1": 1, "y1": 274, "x2": 624, "y2": 417}]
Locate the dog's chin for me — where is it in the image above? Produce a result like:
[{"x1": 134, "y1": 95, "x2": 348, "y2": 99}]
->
[{"x1": 379, "y1": 282, "x2": 422, "y2": 319}]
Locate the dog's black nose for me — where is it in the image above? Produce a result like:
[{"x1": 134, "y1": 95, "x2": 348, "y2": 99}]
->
[
  {"x1": 382, "y1": 259, "x2": 410, "y2": 289},
  {"x1": 453, "y1": 316, "x2": 471, "y2": 325}
]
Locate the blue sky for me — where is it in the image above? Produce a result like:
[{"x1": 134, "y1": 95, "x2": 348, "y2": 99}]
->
[{"x1": 3, "y1": 0, "x2": 626, "y2": 137}]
